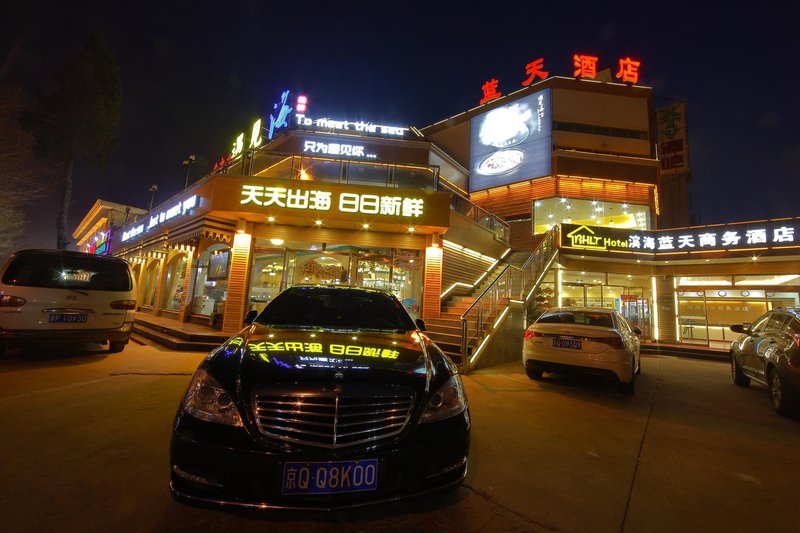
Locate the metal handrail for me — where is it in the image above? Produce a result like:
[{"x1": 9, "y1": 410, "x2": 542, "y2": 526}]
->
[{"x1": 458, "y1": 225, "x2": 560, "y2": 372}]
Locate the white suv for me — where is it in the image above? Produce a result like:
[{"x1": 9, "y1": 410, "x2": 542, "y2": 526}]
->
[{"x1": 0, "y1": 249, "x2": 137, "y2": 356}]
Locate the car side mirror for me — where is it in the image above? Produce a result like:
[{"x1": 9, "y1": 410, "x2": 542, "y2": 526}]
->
[
  {"x1": 729, "y1": 323, "x2": 747, "y2": 334},
  {"x1": 243, "y1": 309, "x2": 258, "y2": 325},
  {"x1": 632, "y1": 327, "x2": 642, "y2": 335},
  {"x1": 415, "y1": 318, "x2": 426, "y2": 331}
]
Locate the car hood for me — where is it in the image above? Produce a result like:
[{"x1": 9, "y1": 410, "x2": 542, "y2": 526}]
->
[{"x1": 208, "y1": 325, "x2": 432, "y2": 399}]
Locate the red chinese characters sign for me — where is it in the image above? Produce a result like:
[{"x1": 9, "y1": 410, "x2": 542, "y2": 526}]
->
[{"x1": 479, "y1": 53, "x2": 642, "y2": 104}]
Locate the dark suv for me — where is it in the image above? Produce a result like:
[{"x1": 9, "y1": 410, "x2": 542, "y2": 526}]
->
[{"x1": 729, "y1": 307, "x2": 800, "y2": 416}]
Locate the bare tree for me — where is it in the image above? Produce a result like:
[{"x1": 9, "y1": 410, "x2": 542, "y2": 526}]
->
[
  {"x1": 0, "y1": 83, "x2": 50, "y2": 257},
  {"x1": 23, "y1": 33, "x2": 122, "y2": 249}
]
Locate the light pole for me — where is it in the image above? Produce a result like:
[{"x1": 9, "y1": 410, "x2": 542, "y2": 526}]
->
[
  {"x1": 148, "y1": 184, "x2": 158, "y2": 211},
  {"x1": 183, "y1": 154, "x2": 196, "y2": 189}
]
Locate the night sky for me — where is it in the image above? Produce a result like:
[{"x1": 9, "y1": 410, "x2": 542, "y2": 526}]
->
[{"x1": 4, "y1": 1, "x2": 800, "y2": 249}]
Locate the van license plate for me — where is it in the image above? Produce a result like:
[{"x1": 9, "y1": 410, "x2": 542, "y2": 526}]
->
[
  {"x1": 553, "y1": 338, "x2": 581, "y2": 349},
  {"x1": 282, "y1": 459, "x2": 378, "y2": 495},
  {"x1": 49, "y1": 313, "x2": 88, "y2": 323}
]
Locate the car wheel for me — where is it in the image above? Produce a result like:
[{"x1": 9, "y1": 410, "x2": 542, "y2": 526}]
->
[
  {"x1": 731, "y1": 353, "x2": 750, "y2": 387},
  {"x1": 109, "y1": 340, "x2": 128, "y2": 353},
  {"x1": 525, "y1": 365, "x2": 543, "y2": 380},
  {"x1": 768, "y1": 367, "x2": 798, "y2": 416}
]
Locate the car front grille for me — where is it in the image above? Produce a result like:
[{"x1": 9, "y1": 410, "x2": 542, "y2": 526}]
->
[{"x1": 253, "y1": 385, "x2": 416, "y2": 448}]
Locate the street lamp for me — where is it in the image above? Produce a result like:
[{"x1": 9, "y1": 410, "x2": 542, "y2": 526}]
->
[
  {"x1": 148, "y1": 184, "x2": 158, "y2": 211},
  {"x1": 182, "y1": 154, "x2": 196, "y2": 189}
]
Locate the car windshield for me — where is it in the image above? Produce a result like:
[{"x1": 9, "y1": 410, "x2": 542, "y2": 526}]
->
[
  {"x1": 2, "y1": 253, "x2": 133, "y2": 291},
  {"x1": 537, "y1": 310, "x2": 614, "y2": 328},
  {"x1": 255, "y1": 286, "x2": 417, "y2": 332}
]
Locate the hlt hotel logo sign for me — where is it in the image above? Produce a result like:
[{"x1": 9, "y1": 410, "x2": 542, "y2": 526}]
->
[{"x1": 563, "y1": 222, "x2": 800, "y2": 255}]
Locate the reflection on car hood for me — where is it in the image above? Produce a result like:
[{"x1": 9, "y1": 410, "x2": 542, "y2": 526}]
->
[{"x1": 214, "y1": 326, "x2": 431, "y2": 396}]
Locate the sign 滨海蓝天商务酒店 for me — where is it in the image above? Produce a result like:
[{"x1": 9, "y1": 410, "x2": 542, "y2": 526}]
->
[{"x1": 561, "y1": 221, "x2": 800, "y2": 255}]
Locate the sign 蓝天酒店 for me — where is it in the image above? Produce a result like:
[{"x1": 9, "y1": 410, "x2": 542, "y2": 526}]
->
[
  {"x1": 120, "y1": 195, "x2": 199, "y2": 243},
  {"x1": 561, "y1": 220, "x2": 800, "y2": 255}
]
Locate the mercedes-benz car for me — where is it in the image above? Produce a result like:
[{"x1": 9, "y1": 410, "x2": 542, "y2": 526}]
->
[
  {"x1": 170, "y1": 285, "x2": 470, "y2": 510},
  {"x1": 523, "y1": 307, "x2": 641, "y2": 394},
  {"x1": 729, "y1": 307, "x2": 800, "y2": 416}
]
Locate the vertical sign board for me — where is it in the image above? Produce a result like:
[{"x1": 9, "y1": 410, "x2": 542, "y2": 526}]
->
[{"x1": 656, "y1": 103, "x2": 689, "y2": 175}]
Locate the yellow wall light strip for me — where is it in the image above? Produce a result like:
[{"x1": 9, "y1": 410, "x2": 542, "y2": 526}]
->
[
  {"x1": 673, "y1": 277, "x2": 680, "y2": 342},
  {"x1": 469, "y1": 333, "x2": 493, "y2": 366},
  {"x1": 651, "y1": 276, "x2": 659, "y2": 340},
  {"x1": 440, "y1": 282, "x2": 472, "y2": 299},
  {"x1": 525, "y1": 252, "x2": 559, "y2": 302},
  {"x1": 470, "y1": 305, "x2": 511, "y2": 367}
]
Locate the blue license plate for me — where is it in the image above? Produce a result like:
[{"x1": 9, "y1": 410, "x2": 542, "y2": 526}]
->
[
  {"x1": 282, "y1": 459, "x2": 378, "y2": 495},
  {"x1": 49, "y1": 313, "x2": 88, "y2": 323},
  {"x1": 553, "y1": 338, "x2": 581, "y2": 349}
]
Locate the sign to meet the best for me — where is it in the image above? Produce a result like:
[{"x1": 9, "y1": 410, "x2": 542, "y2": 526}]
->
[{"x1": 561, "y1": 221, "x2": 800, "y2": 256}]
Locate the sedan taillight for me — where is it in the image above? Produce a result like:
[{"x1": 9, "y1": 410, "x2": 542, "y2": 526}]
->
[
  {"x1": 595, "y1": 335, "x2": 624, "y2": 349},
  {"x1": 110, "y1": 300, "x2": 136, "y2": 310},
  {"x1": 0, "y1": 295, "x2": 26, "y2": 307},
  {"x1": 524, "y1": 330, "x2": 543, "y2": 340}
]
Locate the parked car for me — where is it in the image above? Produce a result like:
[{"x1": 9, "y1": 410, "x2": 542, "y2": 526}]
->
[
  {"x1": 170, "y1": 285, "x2": 470, "y2": 510},
  {"x1": 523, "y1": 307, "x2": 641, "y2": 394},
  {"x1": 729, "y1": 307, "x2": 800, "y2": 416},
  {"x1": 0, "y1": 249, "x2": 137, "y2": 356}
]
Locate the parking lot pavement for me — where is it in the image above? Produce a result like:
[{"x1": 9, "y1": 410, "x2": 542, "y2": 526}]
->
[{"x1": 0, "y1": 347, "x2": 798, "y2": 532}]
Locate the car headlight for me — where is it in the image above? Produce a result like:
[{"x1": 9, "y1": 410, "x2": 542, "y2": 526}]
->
[
  {"x1": 420, "y1": 374, "x2": 467, "y2": 423},
  {"x1": 182, "y1": 368, "x2": 243, "y2": 427}
]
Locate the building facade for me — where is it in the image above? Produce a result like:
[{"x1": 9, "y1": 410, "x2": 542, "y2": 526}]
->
[{"x1": 74, "y1": 76, "x2": 799, "y2": 360}]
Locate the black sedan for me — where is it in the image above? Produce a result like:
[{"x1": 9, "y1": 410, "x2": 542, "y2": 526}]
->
[
  {"x1": 729, "y1": 306, "x2": 800, "y2": 416},
  {"x1": 170, "y1": 285, "x2": 470, "y2": 510}
]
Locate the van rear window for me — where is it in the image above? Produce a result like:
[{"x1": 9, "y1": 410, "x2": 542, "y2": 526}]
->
[{"x1": 2, "y1": 254, "x2": 132, "y2": 291}]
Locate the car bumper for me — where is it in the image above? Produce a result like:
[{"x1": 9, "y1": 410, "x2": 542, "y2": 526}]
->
[
  {"x1": 170, "y1": 408, "x2": 470, "y2": 511},
  {"x1": 524, "y1": 344, "x2": 634, "y2": 382},
  {"x1": 0, "y1": 322, "x2": 133, "y2": 344}
]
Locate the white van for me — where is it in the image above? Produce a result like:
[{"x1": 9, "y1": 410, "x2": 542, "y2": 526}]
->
[{"x1": 0, "y1": 249, "x2": 137, "y2": 356}]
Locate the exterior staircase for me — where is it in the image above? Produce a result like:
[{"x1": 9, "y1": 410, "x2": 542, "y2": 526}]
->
[
  {"x1": 424, "y1": 227, "x2": 560, "y2": 369},
  {"x1": 424, "y1": 254, "x2": 518, "y2": 363}
]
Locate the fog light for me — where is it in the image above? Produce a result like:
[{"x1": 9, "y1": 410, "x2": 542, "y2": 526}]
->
[{"x1": 172, "y1": 465, "x2": 223, "y2": 487}]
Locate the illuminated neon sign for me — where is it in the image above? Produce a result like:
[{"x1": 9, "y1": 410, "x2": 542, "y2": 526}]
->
[
  {"x1": 294, "y1": 114, "x2": 409, "y2": 138},
  {"x1": 302, "y1": 139, "x2": 377, "y2": 159},
  {"x1": 562, "y1": 221, "x2": 800, "y2": 256},
  {"x1": 479, "y1": 52, "x2": 642, "y2": 104},
  {"x1": 121, "y1": 195, "x2": 198, "y2": 242},
  {"x1": 87, "y1": 230, "x2": 110, "y2": 255},
  {"x1": 214, "y1": 89, "x2": 292, "y2": 171},
  {"x1": 241, "y1": 185, "x2": 424, "y2": 217}
]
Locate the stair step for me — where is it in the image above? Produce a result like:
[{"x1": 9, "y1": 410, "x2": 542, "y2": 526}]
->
[{"x1": 133, "y1": 321, "x2": 224, "y2": 352}]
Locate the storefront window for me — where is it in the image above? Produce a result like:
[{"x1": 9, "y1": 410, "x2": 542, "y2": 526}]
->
[
  {"x1": 533, "y1": 197, "x2": 651, "y2": 234},
  {"x1": 678, "y1": 289, "x2": 771, "y2": 348},
  {"x1": 192, "y1": 245, "x2": 230, "y2": 316},
  {"x1": 355, "y1": 248, "x2": 421, "y2": 318},
  {"x1": 249, "y1": 247, "x2": 285, "y2": 312},
  {"x1": 346, "y1": 161, "x2": 390, "y2": 187},
  {"x1": 163, "y1": 255, "x2": 188, "y2": 311},
  {"x1": 299, "y1": 158, "x2": 341, "y2": 183},
  {"x1": 142, "y1": 260, "x2": 160, "y2": 307},
  {"x1": 296, "y1": 252, "x2": 350, "y2": 285}
]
